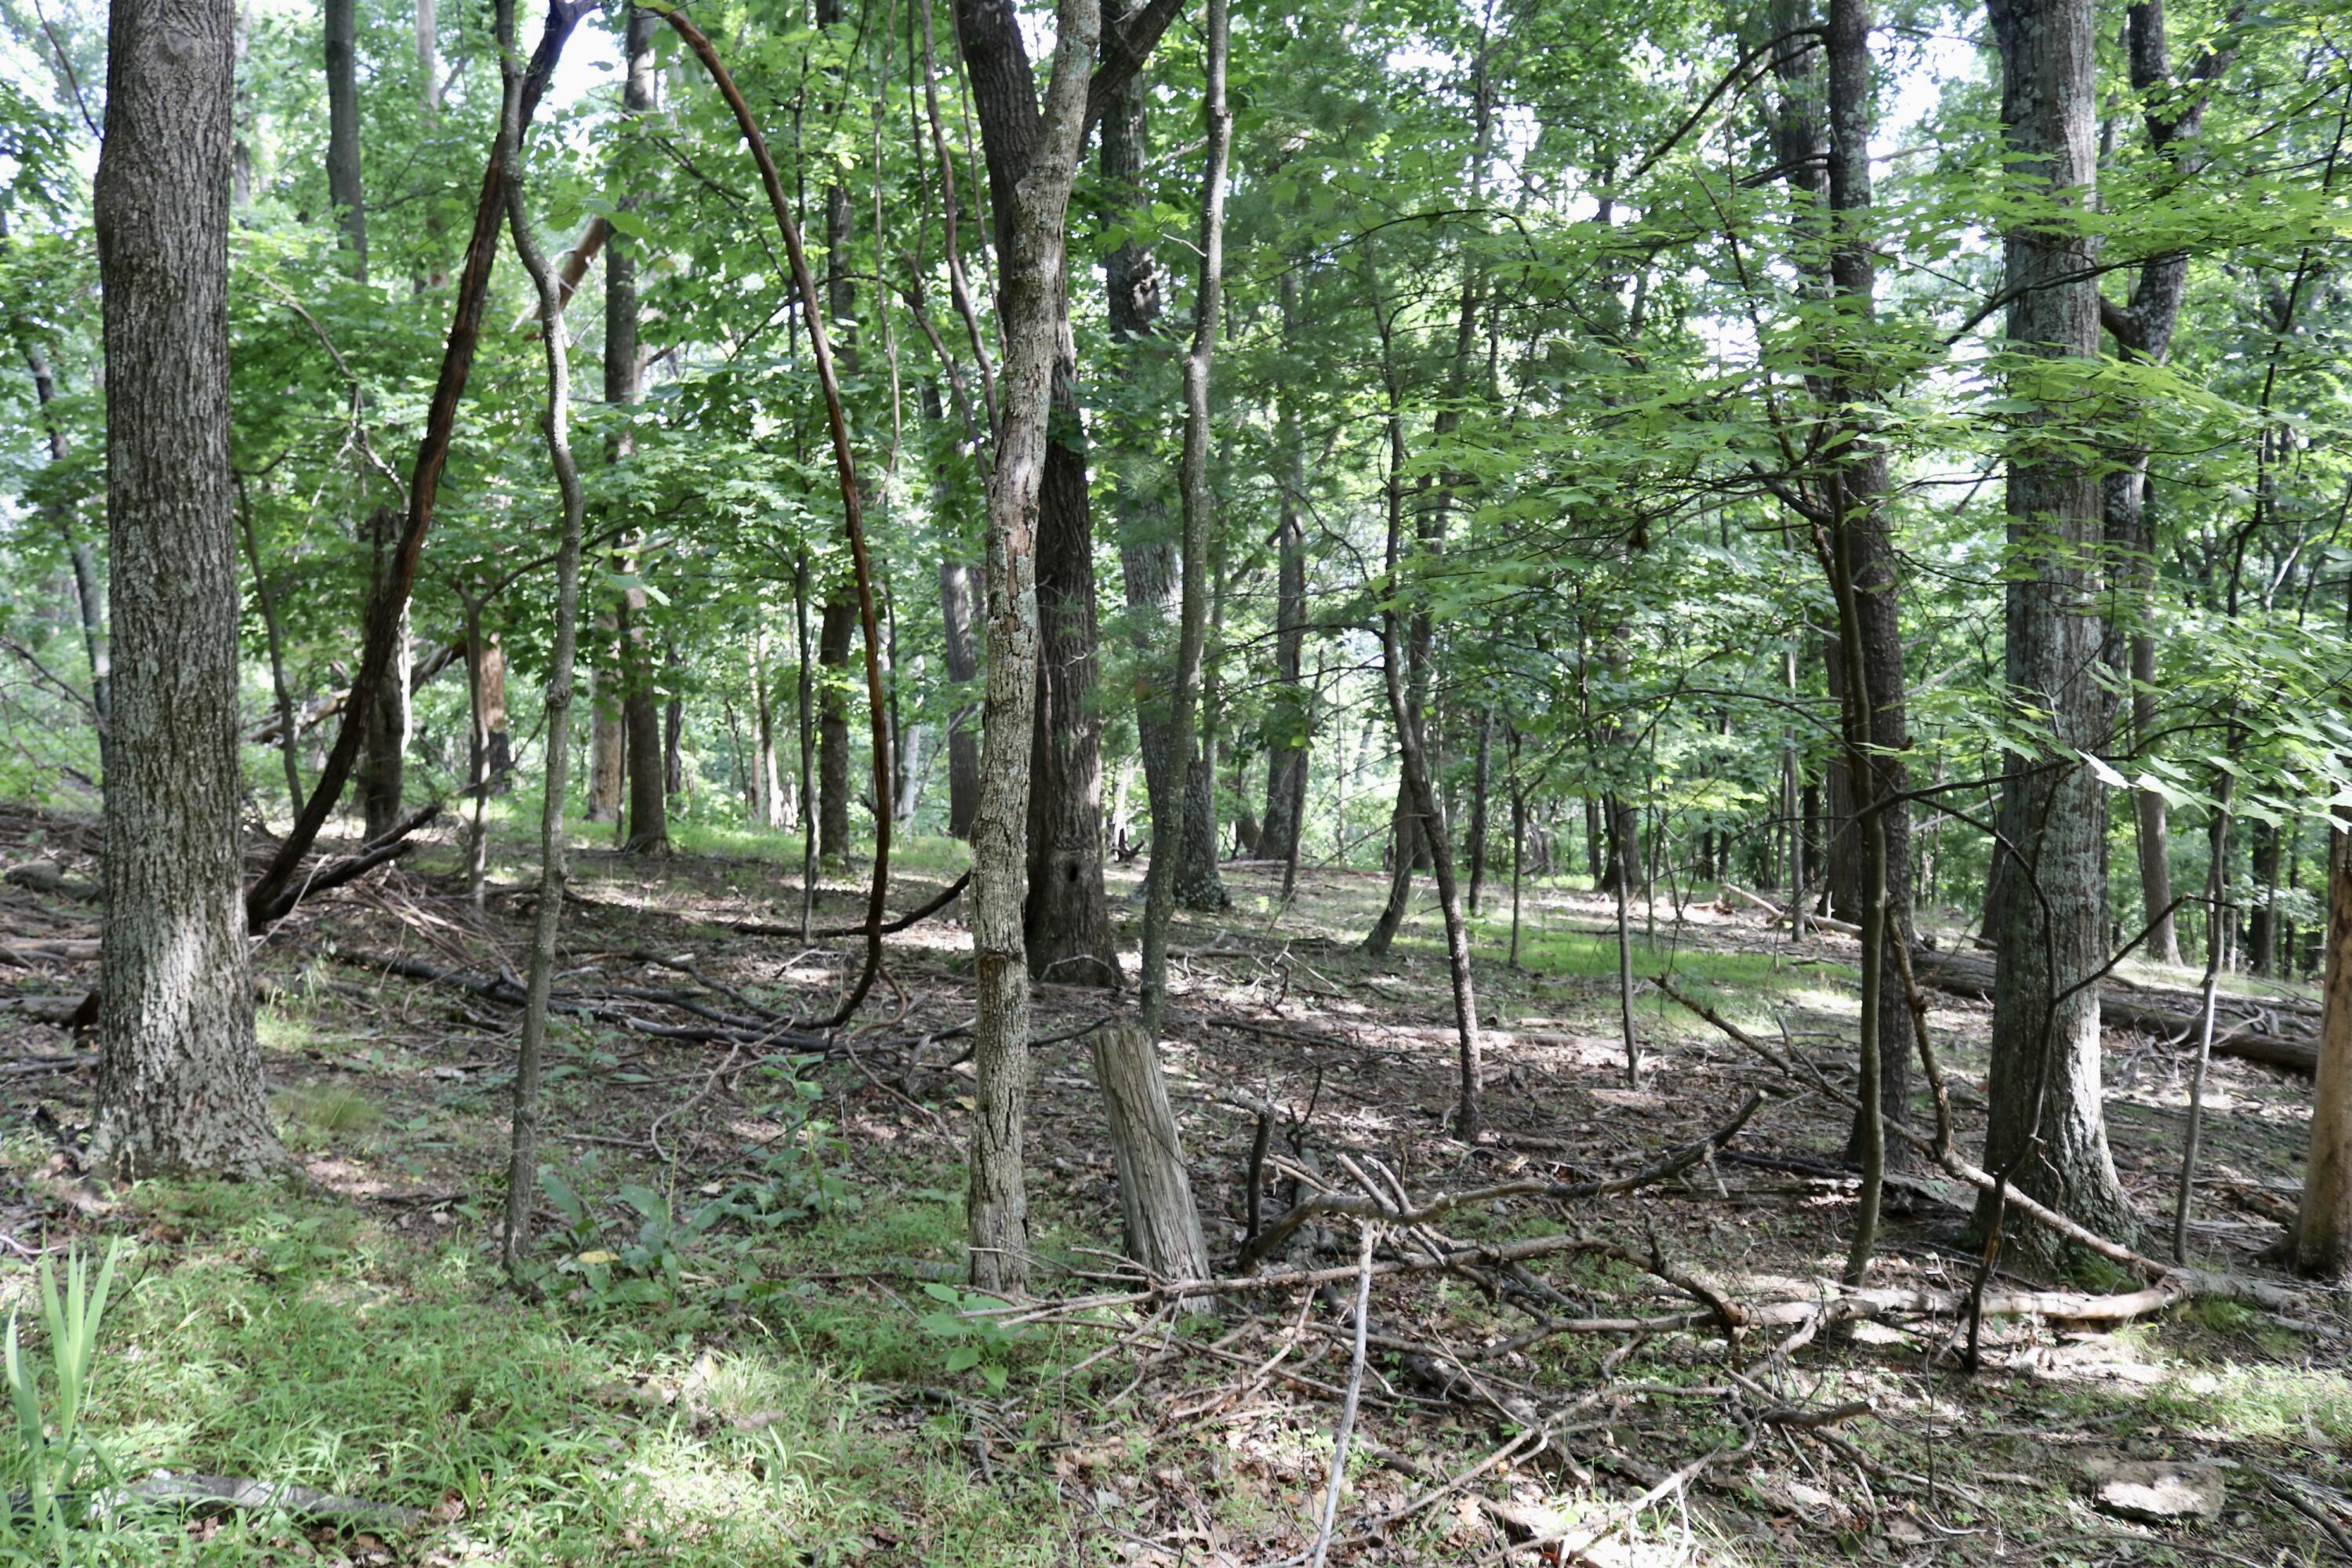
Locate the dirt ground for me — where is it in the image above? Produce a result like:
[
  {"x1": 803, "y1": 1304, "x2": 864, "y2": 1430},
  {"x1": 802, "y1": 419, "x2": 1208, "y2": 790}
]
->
[{"x1": 0, "y1": 799, "x2": 2345, "y2": 1566}]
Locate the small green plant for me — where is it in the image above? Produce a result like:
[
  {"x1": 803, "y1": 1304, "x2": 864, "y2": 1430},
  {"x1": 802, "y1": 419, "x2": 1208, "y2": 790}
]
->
[
  {"x1": 915, "y1": 1285, "x2": 1032, "y2": 1392},
  {"x1": 2, "y1": 1242, "x2": 124, "y2": 1562}
]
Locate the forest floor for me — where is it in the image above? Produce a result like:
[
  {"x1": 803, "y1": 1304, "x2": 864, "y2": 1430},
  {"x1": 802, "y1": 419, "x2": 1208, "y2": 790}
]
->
[{"x1": 0, "y1": 797, "x2": 2344, "y2": 1566}]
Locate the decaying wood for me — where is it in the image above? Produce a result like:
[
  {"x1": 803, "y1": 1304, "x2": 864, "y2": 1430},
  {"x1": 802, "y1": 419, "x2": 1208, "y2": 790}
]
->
[{"x1": 1911, "y1": 948, "x2": 2316, "y2": 1074}]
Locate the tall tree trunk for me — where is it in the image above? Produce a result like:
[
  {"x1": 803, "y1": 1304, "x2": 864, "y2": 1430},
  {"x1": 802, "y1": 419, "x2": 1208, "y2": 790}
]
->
[
  {"x1": 1120, "y1": 0, "x2": 1226, "y2": 1290},
  {"x1": 92, "y1": 0, "x2": 283, "y2": 1178},
  {"x1": 1370, "y1": 291, "x2": 1483, "y2": 1137},
  {"x1": 1467, "y1": 706, "x2": 1492, "y2": 916},
  {"x1": 817, "y1": 594, "x2": 855, "y2": 862},
  {"x1": 1140, "y1": 15, "x2": 1234, "y2": 1034},
  {"x1": 358, "y1": 504, "x2": 410, "y2": 840},
  {"x1": 324, "y1": 0, "x2": 366, "y2": 278},
  {"x1": 2294, "y1": 824, "x2": 2352, "y2": 1280},
  {"x1": 1772, "y1": 0, "x2": 1915, "y2": 1163},
  {"x1": 587, "y1": 672, "x2": 623, "y2": 822},
  {"x1": 1976, "y1": 0, "x2": 2136, "y2": 1259},
  {"x1": 957, "y1": 0, "x2": 1144, "y2": 989},
  {"x1": 1102, "y1": 52, "x2": 1182, "y2": 906},
  {"x1": 2102, "y1": 0, "x2": 2232, "y2": 970},
  {"x1": 608, "y1": 2, "x2": 667, "y2": 855},
  {"x1": 957, "y1": 0, "x2": 1102, "y2": 1296},
  {"x1": 938, "y1": 557, "x2": 982, "y2": 838},
  {"x1": 1177, "y1": 537, "x2": 1227, "y2": 909},
  {"x1": 1258, "y1": 270, "x2": 1310, "y2": 867},
  {"x1": 496, "y1": 0, "x2": 588, "y2": 1278}
]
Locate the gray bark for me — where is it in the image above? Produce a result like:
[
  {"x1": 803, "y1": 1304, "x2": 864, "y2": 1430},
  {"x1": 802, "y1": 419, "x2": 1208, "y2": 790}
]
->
[
  {"x1": 1089, "y1": 1022, "x2": 1211, "y2": 1298},
  {"x1": 92, "y1": 0, "x2": 283, "y2": 1178},
  {"x1": 1139, "y1": 0, "x2": 1232, "y2": 1038},
  {"x1": 496, "y1": 1, "x2": 590, "y2": 1278},
  {"x1": 960, "y1": 0, "x2": 1101, "y2": 1295},
  {"x1": 325, "y1": 0, "x2": 366, "y2": 278},
  {"x1": 358, "y1": 505, "x2": 410, "y2": 840},
  {"x1": 1976, "y1": 0, "x2": 2136, "y2": 1258},
  {"x1": 608, "y1": 3, "x2": 667, "y2": 856},
  {"x1": 938, "y1": 557, "x2": 982, "y2": 838},
  {"x1": 2101, "y1": 0, "x2": 2232, "y2": 970}
]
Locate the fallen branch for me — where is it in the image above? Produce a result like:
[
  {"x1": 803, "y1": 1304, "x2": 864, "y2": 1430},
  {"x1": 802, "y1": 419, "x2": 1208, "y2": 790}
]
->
[
  {"x1": 255, "y1": 804, "x2": 440, "y2": 927},
  {"x1": 1238, "y1": 1091, "x2": 1763, "y2": 1271},
  {"x1": 1654, "y1": 974, "x2": 2313, "y2": 1317},
  {"x1": 718, "y1": 871, "x2": 971, "y2": 941},
  {"x1": 1913, "y1": 949, "x2": 2316, "y2": 1076}
]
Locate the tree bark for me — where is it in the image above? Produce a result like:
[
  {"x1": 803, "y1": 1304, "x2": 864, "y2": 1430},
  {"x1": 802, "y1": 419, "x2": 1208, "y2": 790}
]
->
[
  {"x1": 2295, "y1": 825, "x2": 2352, "y2": 1279},
  {"x1": 358, "y1": 505, "x2": 411, "y2": 841},
  {"x1": 324, "y1": 0, "x2": 366, "y2": 278},
  {"x1": 1089, "y1": 1022, "x2": 1211, "y2": 1301},
  {"x1": 608, "y1": 2, "x2": 667, "y2": 856},
  {"x1": 1258, "y1": 270, "x2": 1310, "y2": 868},
  {"x1": 496, "y1": 0, "x2": 589, "y2": 1279},
  {"x1": 957, "y1": 0, "x2": 1144, "y2": 988},
  {"x1": 1138, "y1": 0, "x2": 1232, "y2": 1038},
  {"x1": 93, "y1": 0, "x2": 283, "y2": 1178},
  {"x1": 959, "y1": 0, "x2": 1102, "y2": 1296},
  {"x1": 1976, "y1": 0, "x2": 2136, "y2": 1260},
  {"x1": 587, "y1": 673, "x2": 623, "y2": 822},
  {"x1": 817, "y1": 593, "x2": 855, "y2": 862},
  {"x1": 1102, "y1": 50, "x2": 1182, "y2": 905},
  {"x1": 2101, "y1": 0, "x2": 2232, "y2": 971},
  {"x1": 938, "y1": 557, "x2": 982, "y2": 838}
]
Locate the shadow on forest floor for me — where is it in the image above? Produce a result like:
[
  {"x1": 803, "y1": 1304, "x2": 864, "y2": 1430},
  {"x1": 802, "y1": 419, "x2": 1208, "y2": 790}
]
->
[{"x1": 0, "y1": 800, "x2": 2343, "y2": 1565}]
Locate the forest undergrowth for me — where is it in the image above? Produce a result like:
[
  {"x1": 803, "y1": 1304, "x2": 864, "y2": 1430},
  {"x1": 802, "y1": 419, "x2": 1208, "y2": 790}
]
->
[{"x1": 0, "y1": 801, "x2": 2343, "y2": 1566}]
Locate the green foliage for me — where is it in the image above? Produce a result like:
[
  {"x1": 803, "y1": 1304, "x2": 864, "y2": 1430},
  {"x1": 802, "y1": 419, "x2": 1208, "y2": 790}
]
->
[{"x1": 1, "y1": 1243, "x2": 123, "y2": 1563}]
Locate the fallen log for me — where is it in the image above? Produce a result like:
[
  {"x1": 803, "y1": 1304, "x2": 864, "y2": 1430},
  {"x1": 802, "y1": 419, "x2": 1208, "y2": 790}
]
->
[
  {"x1": 1912, "y1": 949, "x2": 2317, "y2": 1076},
  {"x1": 714, "y1": 871, "x2": 971, "y2": 940},
  {"x1": 1654, "y1": 974, "x2": 2315, "y2": 1321}
]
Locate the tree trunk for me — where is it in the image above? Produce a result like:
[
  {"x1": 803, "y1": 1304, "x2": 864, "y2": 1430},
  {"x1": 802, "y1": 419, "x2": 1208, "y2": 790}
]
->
[
  {"x1": 1139, "y1": 0, "x2": 1232, "y2": 1038},
  {"x1": 1090, "y1": 1022, "x2": 1211, "y2": 1298},
  {"x1": 2102, "y1": 0, "x2": 2232, "y2": 971},
  {"x1": 324, "y1": 0, "x2": 366, "y2": 278},
  {"x1": 474, "y1": 632, "x2": 513, "y2": 786},
  {"x1": 2294, "y1": 826, "x2": 2352, "y2": 1280},
  {"x1": 358, "y1": 505, "x2": 410, "y2": 841},
  {"x1": 958, "y1": 0, "x2": 1102, "y2": 1294},
  {"x1": 1102, "y1": 56, "x2": 1182, "y2": 902},
  {"x1": 1177, "y1": 539, "x2": 1227, "y2": 909},
  {"x1": 1259, "y1": 270, "x2": 1310, "y2": 867},
  {"x1": 938, "y1": 557, "x2": 982, "y2": 838},
  {"x1": 1467, "y1": 706, "x2": 1492, "y2": 916},
  {"x1": 956, "y1": 0, "x2": 1133, "y2": 989},
  {"x1": 2248, "y1": 818, "x2": 2279, "y2": 978},
  {"x1": 1976, "y1": 0, "x2": 2136, "y2": 1260},
  {"x1": 587, "y1": 675, "x2": 623, "y2": 822},
  {"x1": 817, "y1": 593, "x2": 855, "y2": 863},
  {"x1": 608, "y1": 3, "x2": 667, "y2": 856},
  {"x1": 92, "y1": 0, "x2": 283, "y2": 1178},
  {"x1": 495, "y1": 3, "x2": 589, "y2": 1277}
]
